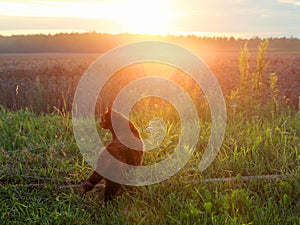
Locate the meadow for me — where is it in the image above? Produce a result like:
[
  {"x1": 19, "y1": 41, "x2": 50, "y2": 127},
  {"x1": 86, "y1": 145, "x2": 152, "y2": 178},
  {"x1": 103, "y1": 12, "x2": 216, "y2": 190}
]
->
[
  {"x1": 0, "y1": 49, "x2": 299, "y2": 113},
  {"x1": 0, "y1": 41, "x2": 299, "y2": 224}
]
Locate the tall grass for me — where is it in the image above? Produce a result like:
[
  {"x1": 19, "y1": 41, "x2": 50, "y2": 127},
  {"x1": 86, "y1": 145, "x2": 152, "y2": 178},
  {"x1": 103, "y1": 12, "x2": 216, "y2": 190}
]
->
[{"x1": 230, "y1": 40, "x2": 283, "y2": 115}]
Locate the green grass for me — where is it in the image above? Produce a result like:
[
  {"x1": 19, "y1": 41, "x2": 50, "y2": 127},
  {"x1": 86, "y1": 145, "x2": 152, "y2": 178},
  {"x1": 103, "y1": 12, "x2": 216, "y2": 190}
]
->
[{"x1": 0, "y1": 105, "x2": 299, "y2": 225}]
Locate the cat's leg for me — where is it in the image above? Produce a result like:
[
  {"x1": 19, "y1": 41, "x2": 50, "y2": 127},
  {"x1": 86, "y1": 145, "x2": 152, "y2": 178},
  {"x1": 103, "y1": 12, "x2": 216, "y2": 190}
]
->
[
  {"x1": 104, "y1": 180, "x2": 120, "y2": 203},
  {"x1": 81, "y1": 171, "x2": 103, "y2": 196}
]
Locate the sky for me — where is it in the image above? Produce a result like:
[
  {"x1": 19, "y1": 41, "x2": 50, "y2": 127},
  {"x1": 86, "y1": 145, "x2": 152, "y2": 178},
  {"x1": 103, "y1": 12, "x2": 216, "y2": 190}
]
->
[{"x1": 0, "y1": 0, "x2": 299, "y2": 37}]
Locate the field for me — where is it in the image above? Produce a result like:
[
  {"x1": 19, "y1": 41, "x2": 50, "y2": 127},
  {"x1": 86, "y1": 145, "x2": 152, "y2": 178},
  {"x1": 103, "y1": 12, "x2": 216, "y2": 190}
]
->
[
  {"x1": 0, "y1": 49, "x2": 300, "y2": 112},
  {"x1": 0, "y1": 42, "x2": 300, "y2": 224}
]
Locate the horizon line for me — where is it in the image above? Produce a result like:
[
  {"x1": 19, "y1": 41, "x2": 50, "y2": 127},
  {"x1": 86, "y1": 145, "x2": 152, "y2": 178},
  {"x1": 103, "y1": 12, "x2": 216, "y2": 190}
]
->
[{"x1": 0, "y1": 29, "x2": 299, "y2": 39}]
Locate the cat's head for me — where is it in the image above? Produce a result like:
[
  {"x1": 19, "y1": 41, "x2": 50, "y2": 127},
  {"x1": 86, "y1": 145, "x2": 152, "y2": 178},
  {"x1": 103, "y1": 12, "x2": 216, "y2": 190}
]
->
[{"x1": 100, "y1": 106, "x2": 141, "y2": 138}]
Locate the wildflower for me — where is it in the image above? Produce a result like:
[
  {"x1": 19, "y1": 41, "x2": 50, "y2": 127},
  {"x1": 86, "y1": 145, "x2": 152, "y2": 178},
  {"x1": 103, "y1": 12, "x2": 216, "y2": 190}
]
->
[
  {"x1": 146, "y1": 126, "x2": 153, "y2": 131},
  {"x1": 167, "y1": 141, "x2": 173, "y2": 145},
  {"x1": 281, "y1": 120, "x2": 287, "y2": 127},
  {"x1": 231, "y1": 104, "x2": 237, "y2": 109},
  {"x1": 123, "y1": 207, "x2": 129, "y2": 215},
  {"x1": 15, "y1": 85, "x2": 19, "y2": 96}
]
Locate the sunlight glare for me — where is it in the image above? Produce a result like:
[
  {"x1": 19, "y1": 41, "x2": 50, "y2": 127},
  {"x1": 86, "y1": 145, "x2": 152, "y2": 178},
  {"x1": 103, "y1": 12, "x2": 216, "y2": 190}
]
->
[
  {"x1": 117, "y1": 0, "x2": 174, "y2": 34},
  {"x1": 0, "y1": 0, "x2": 176, "y2": 34}
]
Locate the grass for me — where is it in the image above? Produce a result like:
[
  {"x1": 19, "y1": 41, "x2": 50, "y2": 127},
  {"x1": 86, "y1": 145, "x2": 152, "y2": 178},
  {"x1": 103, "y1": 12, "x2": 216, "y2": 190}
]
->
[
  {"x1": 0, "y1": 104, "x2": 299, "y2": 225},
  {"x1": 0, "y1": 42, "x2": 299, "y2": 224}
]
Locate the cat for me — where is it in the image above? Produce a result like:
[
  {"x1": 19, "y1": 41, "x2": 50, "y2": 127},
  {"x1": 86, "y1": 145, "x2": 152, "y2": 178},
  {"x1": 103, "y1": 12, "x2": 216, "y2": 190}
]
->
[{"x1": 81, "y1": 107, "x2": 144, "y2": 203}]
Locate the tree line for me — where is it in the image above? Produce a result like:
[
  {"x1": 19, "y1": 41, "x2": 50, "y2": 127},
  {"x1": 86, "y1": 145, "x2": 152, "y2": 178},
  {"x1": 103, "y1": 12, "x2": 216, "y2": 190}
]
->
[{"x1": 0, "y1": 32, "x2": 299, "y2": 53}]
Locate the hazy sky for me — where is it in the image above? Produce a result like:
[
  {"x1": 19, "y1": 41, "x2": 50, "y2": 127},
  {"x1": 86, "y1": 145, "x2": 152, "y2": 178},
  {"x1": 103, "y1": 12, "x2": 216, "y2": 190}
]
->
[{"x1": 0, "y1": 0, "x2": 299, "y2": 37}]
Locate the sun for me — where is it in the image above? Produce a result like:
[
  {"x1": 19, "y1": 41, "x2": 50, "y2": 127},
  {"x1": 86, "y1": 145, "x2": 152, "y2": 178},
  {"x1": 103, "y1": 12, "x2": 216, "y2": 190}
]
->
[
  {"x1": 0, "y1": 0, "x2": 176, "y2": 35},
  {"x1": 116, "y1": 0, "x2": 174, "y2": 34}
]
